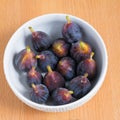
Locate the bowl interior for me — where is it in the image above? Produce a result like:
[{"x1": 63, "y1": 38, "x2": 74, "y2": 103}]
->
[{"x1": 4, "y1": 14, "x2": 107, "y2": 109}]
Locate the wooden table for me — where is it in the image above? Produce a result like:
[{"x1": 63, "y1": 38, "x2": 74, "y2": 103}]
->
[{"x1": 0, "y1": 0, "x2": 120, "y2": 120}]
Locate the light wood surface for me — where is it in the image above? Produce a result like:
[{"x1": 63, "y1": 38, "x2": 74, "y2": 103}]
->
[{"x1": 0, "y1": 0, "x2": 120, "y2": 120}]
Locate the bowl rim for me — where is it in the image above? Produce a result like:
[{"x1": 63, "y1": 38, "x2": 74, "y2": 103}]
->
[{"x1": 3, "y1": 13, "x2": 108, "y2": 111}]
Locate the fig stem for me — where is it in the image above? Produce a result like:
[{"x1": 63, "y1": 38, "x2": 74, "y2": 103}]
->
[
  {"x1": 69, "y1": 91, "x2": 73, "y2": 94},
  {"x1": 26, "y1": 46, "x2": 31, "y2": 52},
  {"x1": 36, "y1": 55, "x2": 40, "y2": 59},
  {"x1": 79, "y1": 41, "x2": 88, "y2": 51},
  {"x1": 47, "y1": 65, "x2": 53, "y2": 72},
  {"x1": 84, "y1": 73, "x2": 88, "y2": 78},
  {"x1": 66, "y1": 16, "x2": 71, "y2": 24},
  {"x1": 28, "y1": 26, "x2": 34, "y2": 33},
  {"x1": 31, "y1": 84, "x2": 36, "y2": 89},
  {"x1": 90, "y1": 52, "x2": 94, "y2": 59},
  {"x1": 31, "y1": 83, "x2": 36, "y2": 89},
  {"x1": 54, "y1": 43, "x2": 63, "y2": 53},
  {"x1": 79, "y1": 41, "x2": 85, "y2": 50},
  {"x1": 31, "y1": 84, "x2": 38, "y2": 93},
  {"x1": 36, "y1": 55, "x2": 45, "y2": 59},
  {"x1": 59, "y1": 61, "x2": 62, "y2": 65}
]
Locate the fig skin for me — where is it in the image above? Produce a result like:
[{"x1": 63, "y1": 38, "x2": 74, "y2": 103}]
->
[
  {"x1": 70, "y1": 41, "x2": 92, "y2": 62},
  {"x1": 29, "y1": 27, "x2": 52, "y2": 52},
  {"x1": 30, "y1": 84, "x2": 49, "y2": 104},
  {"x1": 57, "y1": 57, "x2": 76, "y2": 80},
  {"x1": 15, "y1": 47, "x2": 37, "y2": 72},
  {"x1": 68, "y1": 74, "x2": 91, "y2": 98},
  {"x1": 27, "y1": 67, "x2": 43, "y2": 87},
  {"x1": 37, "y1": 50, "x2": 58, "y2": 72},
  {"x1": 52, "y1": 88, "x2": 75, "y2": 105},
  {"x1": 62, "y1": 16, "x2": 82, "y2": 43},
  {"x1": 52, "y1": 38, "x2": 70, "y2": 57},
  {"x1": 77, "y1": 52, "x2": 96, "y2": 79},
  {"x1": 43, "y1": 65, "x2": 65, "y2": 92}
]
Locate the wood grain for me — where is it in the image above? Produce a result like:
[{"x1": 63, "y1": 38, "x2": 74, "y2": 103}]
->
[{"x1": 0, "y1": 0, "x2": 120, "y2": 120}]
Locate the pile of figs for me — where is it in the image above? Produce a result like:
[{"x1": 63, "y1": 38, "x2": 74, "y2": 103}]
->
[{"x1": 14, "y1": 16, "x2": 97, "y2": 105}]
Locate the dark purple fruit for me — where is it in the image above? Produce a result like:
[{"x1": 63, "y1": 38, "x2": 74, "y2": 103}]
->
[
  {"x1": 68, "y1": 74, "x2": 91, "y2": 98},
  {"x1": 15, "y1": 46, "x2": 37, "y2": 72},
  {"x1": 77, "y1": 52, "x2": 96, "y2": 79},
  {"x1": 52, "y1": 38, "x2": 70, "y2": 57},
  {"x1": 43, "y1": 65, "x2": 65, "y2": 92},
  {"x1": 70, "y1": 41, "x2": 92, "y2": 62},
  {"x1": 36, "y1": 50, "x2": 58, "y2": 72},
  {"x1": 52, "y1": 88, "x2": 75, "y2": 105},
  {"x1": 27, "y1": 67, "x2": 43, "y2": 87},
  {"x1": 62, "y1": 16, "x2": 82, "y2": 43},
  {"x1": 57, "y1": 57, "x2": 75, "y2": 80},
  {"x1": 29, "y1": 27, "x2": 52, "y2": 52},
  {"x1": 30, "y1": 84, "x2": 49, "y2": 104}
]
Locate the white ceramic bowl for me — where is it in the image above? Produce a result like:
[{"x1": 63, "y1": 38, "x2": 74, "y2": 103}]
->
[{"x1": 3, "y1": 14, "x2": 108, "y2": 112}]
